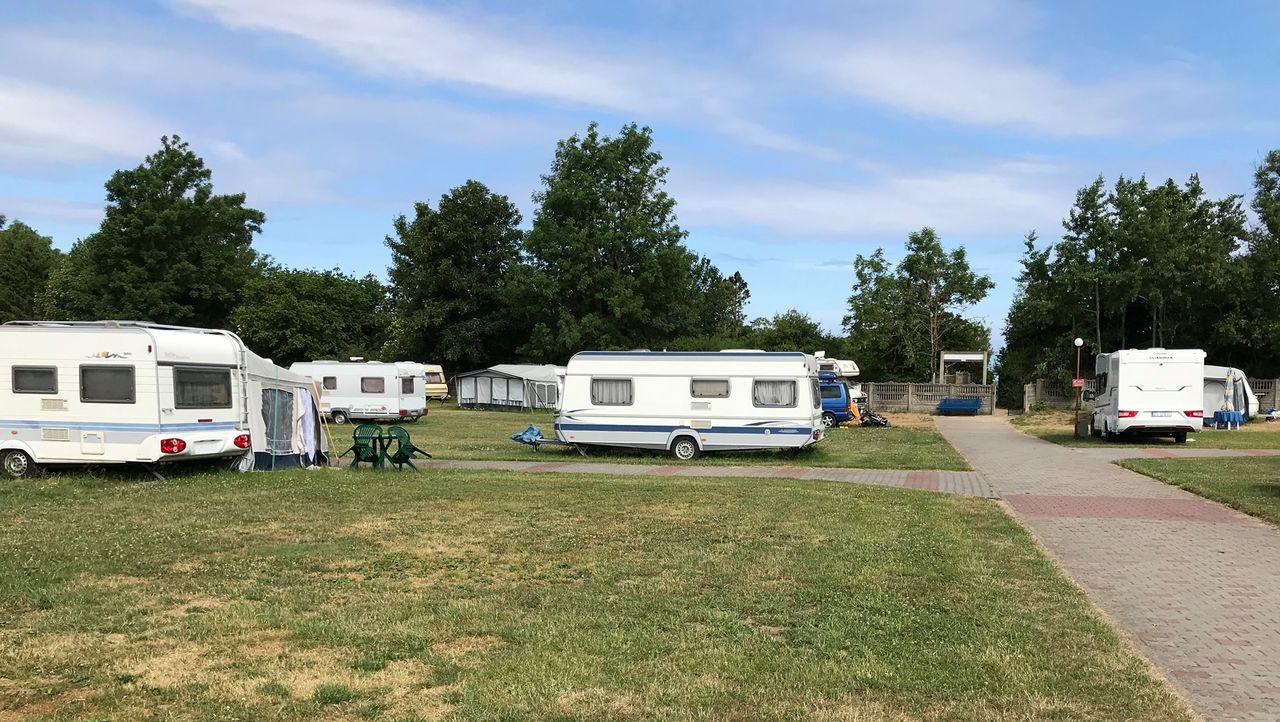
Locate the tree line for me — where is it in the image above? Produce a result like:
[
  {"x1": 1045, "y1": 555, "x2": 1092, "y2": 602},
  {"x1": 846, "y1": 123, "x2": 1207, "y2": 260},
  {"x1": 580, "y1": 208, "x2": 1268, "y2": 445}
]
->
[
  {"x1": 995, "y1": 152, "x2": 1280, "y2": 406},
  {"x1": 3, "y1": 123, "x2": 996, "y2": 379}
]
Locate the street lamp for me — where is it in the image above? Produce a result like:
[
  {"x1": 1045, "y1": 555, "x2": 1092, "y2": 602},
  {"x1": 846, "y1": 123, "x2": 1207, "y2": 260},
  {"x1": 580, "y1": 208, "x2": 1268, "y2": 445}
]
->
[{"x1": 1073, "y1": 338, "x2": 1084, "y2": 438}]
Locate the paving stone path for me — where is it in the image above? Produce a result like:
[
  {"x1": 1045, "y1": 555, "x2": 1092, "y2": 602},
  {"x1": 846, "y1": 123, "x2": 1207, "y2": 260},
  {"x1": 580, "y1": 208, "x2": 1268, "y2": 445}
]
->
[
  {"x1": 935, "y1": 415, "x2": 1280, "y2": 722},
  {"x1": 422, "y1": 458, "x2": 996, "y2": 497},
  {"x1": 1073, "y1": 446, "x2": 1280, "y2": 462}
]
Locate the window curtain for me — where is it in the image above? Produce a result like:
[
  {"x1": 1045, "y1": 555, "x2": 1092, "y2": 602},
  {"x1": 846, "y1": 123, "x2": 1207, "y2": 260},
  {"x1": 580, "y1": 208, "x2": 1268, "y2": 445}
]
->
[
  {"x1": 591, "y1": 379, "x2": 632, "y2": 405},
  {"x1": 753, "y1": 380, "x2": 796, "y2": 407}
]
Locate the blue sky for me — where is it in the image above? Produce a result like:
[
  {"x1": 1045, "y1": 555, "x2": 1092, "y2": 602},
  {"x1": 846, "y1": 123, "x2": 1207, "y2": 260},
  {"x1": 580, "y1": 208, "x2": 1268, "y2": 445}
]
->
[{"x1": 2, "y1": 0, "x2": 1277, "y2": 347}]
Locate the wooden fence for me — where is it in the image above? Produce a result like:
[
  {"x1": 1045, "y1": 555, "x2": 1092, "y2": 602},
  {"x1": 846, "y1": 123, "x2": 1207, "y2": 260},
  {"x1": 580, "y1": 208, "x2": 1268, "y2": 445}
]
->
[
  {"x1": 1025, "y1": 377, "x2": 1279, "y2": 413},
  {"x1": 865, "y1": 383, "x2": 995, "y2": 415}
]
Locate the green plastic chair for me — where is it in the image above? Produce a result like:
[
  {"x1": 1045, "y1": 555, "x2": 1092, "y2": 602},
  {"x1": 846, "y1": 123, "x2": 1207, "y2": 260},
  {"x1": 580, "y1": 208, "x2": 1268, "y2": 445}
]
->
[
  {"x1": 385, "y1": 425, "x2": 432, "y2": 471},
  {"x1": 338, "y1": 424, "x2": 385, "y2": 468}
]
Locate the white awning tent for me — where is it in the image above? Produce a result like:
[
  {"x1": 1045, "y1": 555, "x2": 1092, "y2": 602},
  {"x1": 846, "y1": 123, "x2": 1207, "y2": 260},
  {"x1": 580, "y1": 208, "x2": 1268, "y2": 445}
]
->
[
  {"x1": 238, "y1": 351, "x2": 329, "y2": 470},
  {"x1": 1204, "y1": 364, "x2": 1260, "y2": 419},
  {"x1": 455, "y1": 364, "x2": 564, "y2": 410}
]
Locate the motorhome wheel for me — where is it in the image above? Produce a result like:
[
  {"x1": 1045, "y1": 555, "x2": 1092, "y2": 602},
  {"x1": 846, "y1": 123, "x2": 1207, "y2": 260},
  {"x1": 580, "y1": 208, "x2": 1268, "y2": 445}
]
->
[
  {"x1": 821, "y1": 412, "x2": 837, "y2": 428},
  {"x1": 2, "y1": 450, "x2": 35, "y2": 479},
  {"x1": 671, "y1": 437, "x2": 700, "y2": 461},
  {"x1": 332, "y1": 410, "x2": 350, "y2": 425}
]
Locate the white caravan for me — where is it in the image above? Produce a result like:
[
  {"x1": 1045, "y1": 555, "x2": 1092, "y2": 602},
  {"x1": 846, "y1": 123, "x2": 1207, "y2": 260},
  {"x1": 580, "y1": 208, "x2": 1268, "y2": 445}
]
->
[
  {"x1": 556, "y1": 351, "x2": 825, "y2": 460},
  {"x1": 1087, "y1": 348, "x2": 1206, "y2": 443},
  {"x1": 424, "y1": 364, "x2": 448, "y2": 401},
  {"x1": 289, "y1": 361, "x2": 426, "y2": 424},
  {"x1": 1203, "y1": 365, "x2": 1260, "y2": 420},
  {"x1": 0, "y1": 321, "x2": 327, "y2": 478}
]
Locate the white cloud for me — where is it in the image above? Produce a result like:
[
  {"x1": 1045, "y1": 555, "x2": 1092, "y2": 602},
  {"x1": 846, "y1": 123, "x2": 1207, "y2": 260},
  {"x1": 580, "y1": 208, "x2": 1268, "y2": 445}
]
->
[
  {"x1": 170, "y1": 0, "x2": 834, "y2": 157},
  {"x1": 674, "y1": 162, "x2": 1068, "y2": 238},
  {"x1": 0, "y1": 78, "x2": 166, "y2": 163},
  {"x1": 774, "y1": 2, "x2": 1218, "y2": 138},
  {"x1": 0, "y1": 195, "x2": 103, "y2": 224}
]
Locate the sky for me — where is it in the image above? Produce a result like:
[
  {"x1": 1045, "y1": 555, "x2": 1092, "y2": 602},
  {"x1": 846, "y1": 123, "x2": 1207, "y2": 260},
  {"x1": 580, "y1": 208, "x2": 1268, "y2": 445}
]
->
[{"x1": 2, "y1": 0, "x2": 1277, "y2": 349}]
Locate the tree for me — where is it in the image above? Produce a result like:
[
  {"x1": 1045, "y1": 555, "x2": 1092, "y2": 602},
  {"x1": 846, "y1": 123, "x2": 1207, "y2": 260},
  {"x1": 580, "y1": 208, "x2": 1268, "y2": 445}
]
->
[
  {"x1": 230, "y1": 267, "x2": 389, "y2": 365},
  {"x1": 0, "y1": 216, "x2": 62, "y2": 323},
  {"x1": 750, "y1": 310, "x2": 828, "y2": 351},
  {"x1": 845, "y1": 232, "x2": 993, "y2": 381},
  {"x1": 42, "y1": 135, "x2": 262, "y2": 327},
  {"x1": 385, "y1": 180, "x2": 527, "y2": 370},
  {"x1": 522, "y1": 122, "x2": 736, "y2": 359}
]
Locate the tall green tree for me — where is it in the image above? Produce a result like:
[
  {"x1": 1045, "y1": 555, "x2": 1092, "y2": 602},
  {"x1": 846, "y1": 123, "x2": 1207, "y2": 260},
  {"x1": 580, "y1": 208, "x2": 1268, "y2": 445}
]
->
[
  {"x1": 750, "y1": 310, "x2": 828, "y2": 352},
  {"x1": 230, "y1": 267, "x2": 388, "y2": 365},
  {"x1": 522, "y1": 122, "x2": 736, "y2": 359},
  {"x1": 385, "y1": 180, "x2": 527, "y2": 370},
  {"x1": 845, "y1": 231, "x2": 993, "y2": 381},
  {"x1": 42, "y1": 135, "x2": 262, "y2": 327},
  {"x1": 0, "y1": 216, "x2": 62, "y2": 323}
]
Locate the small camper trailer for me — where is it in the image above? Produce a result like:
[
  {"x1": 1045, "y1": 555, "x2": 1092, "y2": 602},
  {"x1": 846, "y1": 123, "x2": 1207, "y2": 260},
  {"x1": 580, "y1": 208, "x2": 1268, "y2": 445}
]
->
[
  {"x1": 556, "y1": 351, "x2": 825, "y2": 459},
  {"x1": 0, "y1": 321, "x2": 327, "y2": 478},
  {"x1": 424, "y1": 364, "x2": 448, "y2": 401},
  {"x1": 1087, "y1": 348, "x2": 1206, "y2": 443},
  {"x1": 289, "y1": 360, "x2": 426, "y2": 424}
]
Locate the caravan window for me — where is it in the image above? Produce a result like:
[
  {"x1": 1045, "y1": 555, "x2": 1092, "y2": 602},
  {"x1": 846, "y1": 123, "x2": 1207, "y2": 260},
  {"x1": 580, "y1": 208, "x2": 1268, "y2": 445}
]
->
[
  {"x1": 13, "y1": 366, "x2": 57, "y2": 394},
  {"x1": 752, "y1": 379, "x2": 796, "y2": 408},
  {"x1": 425, "y1": 372, "x2": 444, "y2": 384},
  {"x1": 691, "y1": 379, "x2": 730, "y2": 398},
  {"x1": 360, "y1": 377, "x2": 385, "y2": 394},
  {"x1": 401, "y1": 377, "x2": 414, "y2": 394},
  {"x1": 174, "y1": 368, "x2": 232, "y2": 408},
  {"x1": 591, "y1": 378, "x2": 633, "y2": 406},
  {"x1": 80, "y1": 366, "x2": 135, "y2": 404},
  {"x1": 322, "y1": 377, "x2": 337, "y2": 390}
]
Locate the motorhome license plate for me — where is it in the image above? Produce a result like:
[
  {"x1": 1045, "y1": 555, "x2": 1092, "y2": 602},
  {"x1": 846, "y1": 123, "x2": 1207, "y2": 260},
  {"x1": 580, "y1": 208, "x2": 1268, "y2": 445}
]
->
[{"x1": 1151, "y1": 411, "x2": 1172, "y2": 418}]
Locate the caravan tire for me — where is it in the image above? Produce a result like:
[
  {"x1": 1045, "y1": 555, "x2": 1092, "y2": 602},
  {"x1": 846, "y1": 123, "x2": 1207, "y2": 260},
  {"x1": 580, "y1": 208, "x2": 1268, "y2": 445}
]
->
[
  {"x1": 670, "y1": 437, "x2": 701, "y2": 461},
  {"x1": 331, "y1": 410, "x2": 350, "y2": 425},
  {"x1": 2, "y1": 450, "x2": 36, "y2": 479}
]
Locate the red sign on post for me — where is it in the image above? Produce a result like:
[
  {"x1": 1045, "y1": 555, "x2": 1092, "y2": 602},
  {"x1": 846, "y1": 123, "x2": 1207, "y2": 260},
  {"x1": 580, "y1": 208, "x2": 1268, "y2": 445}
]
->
[{"x1": 1071, "y1": 379, "x2": 1084, "y2": 388}]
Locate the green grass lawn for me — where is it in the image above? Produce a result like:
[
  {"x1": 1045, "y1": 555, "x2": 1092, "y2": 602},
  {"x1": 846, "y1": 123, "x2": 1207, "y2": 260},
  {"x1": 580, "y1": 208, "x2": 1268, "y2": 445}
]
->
[
  {"x1": 0, "y1": 468, "x2": 1190, "y2": 721},
  {"x1": 365, "y1": 405, "x2": 970, "y2": 471},
  {"x1": 1011, "y1": 409, "x2": 1280, "y2": 449},
  {"x1": 1120, "y1": 457, "x2": 1280, "y2": 525}
]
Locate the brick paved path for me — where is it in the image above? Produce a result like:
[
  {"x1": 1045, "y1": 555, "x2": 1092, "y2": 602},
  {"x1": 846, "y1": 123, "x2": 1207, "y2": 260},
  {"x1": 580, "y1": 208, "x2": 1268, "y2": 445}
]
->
[
  {"x1": 423, "y1": 459, "x2": 995, "y2": 497},
  {"x1": 1073, "y1": 446, "x2": 1280, "y2": 462},
  {"x1": 936, "y1": 415, "x2": 1280, "y2": 722}
]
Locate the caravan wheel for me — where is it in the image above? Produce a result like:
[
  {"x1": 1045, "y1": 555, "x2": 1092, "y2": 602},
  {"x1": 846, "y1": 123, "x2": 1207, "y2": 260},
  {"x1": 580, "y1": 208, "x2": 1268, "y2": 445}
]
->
[
  {"x1": 2, "y1": 450, "x2": 36, "y2": 479},
  {"x1": 671, "y1": 437, "x2": 701, "y2": 461},
  {"x1": 331, "y1": 410, "x2": 350, "y2": 425}
]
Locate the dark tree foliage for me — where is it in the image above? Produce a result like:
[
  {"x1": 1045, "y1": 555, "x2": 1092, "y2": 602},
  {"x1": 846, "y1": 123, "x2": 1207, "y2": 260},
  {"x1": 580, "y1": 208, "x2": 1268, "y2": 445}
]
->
[
  {"x1": 385, "y1": 180, "x2": 528, "y2": 370},
  {"x1": 844, "y1": 230, "x2": 993, "y2": 381},
  {"x1": 0, "y1": 216, "x2": 62, "y2": 323},
  {"x1": 521, "y1": 122, "x2": 741, "y2": 359},
  {"x1": 41, "y1": 135, "x2": 262, "y2": 328},
  {"x1": 995, "y1": 167, "x2": 1262, "y2": 407},
  {"x1": 230, "y1": 266, "x2": 389, "y2": 366}
]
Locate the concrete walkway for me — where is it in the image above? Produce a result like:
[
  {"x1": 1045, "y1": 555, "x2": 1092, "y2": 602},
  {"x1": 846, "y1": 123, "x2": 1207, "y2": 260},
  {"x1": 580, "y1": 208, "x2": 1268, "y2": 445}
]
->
[
  {"x1": 935, "y1": 415, "x2": 1280, "y2": 722},
  {"x1": 423, "y1": 459, "x2": 996, "y2": 497},
  {"x1": 1072, "y1": 446, "x2": 1280, "y2": 462}
]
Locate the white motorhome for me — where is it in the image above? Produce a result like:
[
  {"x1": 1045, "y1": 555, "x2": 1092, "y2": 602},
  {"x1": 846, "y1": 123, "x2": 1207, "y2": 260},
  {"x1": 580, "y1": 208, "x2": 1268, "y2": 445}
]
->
[
  {"x1": 556, "y1": 351, "x2": 825, "y2": 460},
  {"x1": 0, "y1": 321, "x2": 327, "y2": 478},
  {"x1": 1087, "y1": 348, "x2": 1206, "y2": 443},
  {"x1": 815, "y1": 352, "x2": 865, "y2": 403},
  {"x1": 289, "y1": 361, "x2": 426, "y2": 424}
]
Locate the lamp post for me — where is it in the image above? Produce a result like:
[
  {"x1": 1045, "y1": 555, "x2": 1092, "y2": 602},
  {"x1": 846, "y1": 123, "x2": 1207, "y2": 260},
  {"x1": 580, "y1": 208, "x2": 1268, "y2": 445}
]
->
[{"x1": 1073, "y1": 337, "x2": 1084, "y2": 438}]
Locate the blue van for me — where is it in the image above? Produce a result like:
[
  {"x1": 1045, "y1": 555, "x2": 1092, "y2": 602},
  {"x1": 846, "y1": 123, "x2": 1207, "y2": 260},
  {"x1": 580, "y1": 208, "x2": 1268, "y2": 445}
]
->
[{"x1": 818, "y1": 371, "x2": 855, "y2": 428}]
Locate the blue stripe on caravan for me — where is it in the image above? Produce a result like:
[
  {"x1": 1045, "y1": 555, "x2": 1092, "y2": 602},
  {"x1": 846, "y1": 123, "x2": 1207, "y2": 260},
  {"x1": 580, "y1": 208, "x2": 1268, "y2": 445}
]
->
[
  {"x1": 0, "y1": 419, "x2": 237, "y2": 432},
  {"x1": 555, "y1": 423, "x2": 809, "y2": 435}
]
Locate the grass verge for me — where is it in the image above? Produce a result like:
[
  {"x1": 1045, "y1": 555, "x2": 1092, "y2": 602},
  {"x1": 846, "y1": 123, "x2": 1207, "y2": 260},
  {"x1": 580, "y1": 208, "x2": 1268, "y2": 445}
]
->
[
  {"x1": 1119, "y1": 457, "x2": 1280, "y2": 525},
  {"x1": 362, "y1": 406, "x2": 970, "y2": 471},
  {"x1": 0, "y1": 467, "x2": 1190, "y2": 721},
  {"x1": 1011, "y1": 409, "x2": 1280, "y2": 449}
]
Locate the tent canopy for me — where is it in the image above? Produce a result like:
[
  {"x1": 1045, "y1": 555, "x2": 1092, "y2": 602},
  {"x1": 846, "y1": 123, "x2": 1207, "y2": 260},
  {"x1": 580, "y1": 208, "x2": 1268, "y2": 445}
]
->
[
  {"x1": 240, "y1": 351, "x2": 328, "y2": 470},
  {"x1": 456, "y1": 364, "x2": 563, "y2": 410}
]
